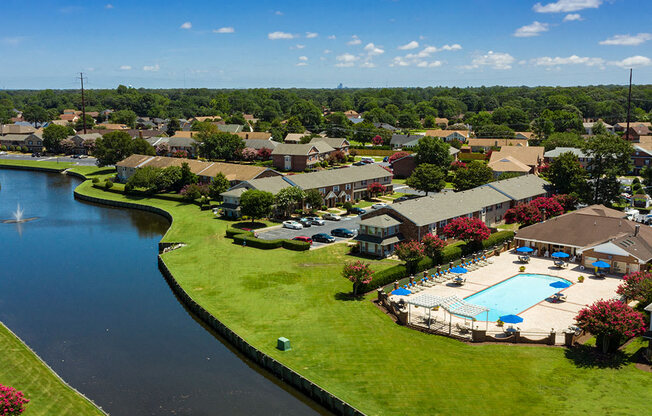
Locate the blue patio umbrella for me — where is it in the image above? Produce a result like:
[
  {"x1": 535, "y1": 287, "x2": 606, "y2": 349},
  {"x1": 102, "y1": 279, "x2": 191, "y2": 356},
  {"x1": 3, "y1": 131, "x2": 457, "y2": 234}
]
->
[
  {"x1": 499, "y1": 314, "x2": 524, "y2": 324},
  {"x1": 391, "y1": 288, "x2": 412, "y2": 296},
  {"x1": 549, "y1": 281, "x2": 571, "y2": 289},
  {"x1": 592, "y1": 260, "x2": 610, "y2": 268},
  {"x1": 551, "y1": 252, "x2": 570, "y2": 258},
  {"x1": 449, "y1": 266, "x2": 468, "y2": 274},
  {"x1": 516, "y1": 246, "x2": 534, "y2": 253}
]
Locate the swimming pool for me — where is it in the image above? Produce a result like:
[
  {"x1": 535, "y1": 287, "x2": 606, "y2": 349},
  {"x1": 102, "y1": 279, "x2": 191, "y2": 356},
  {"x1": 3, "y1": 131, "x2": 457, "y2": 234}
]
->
[{"x1": 464, "y1": 273, "x2": 572, "y2": 322}]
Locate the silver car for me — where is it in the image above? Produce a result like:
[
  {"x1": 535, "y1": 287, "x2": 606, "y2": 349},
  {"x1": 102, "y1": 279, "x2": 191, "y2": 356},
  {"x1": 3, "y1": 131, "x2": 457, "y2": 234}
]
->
[
  {"x1": 322, "y1": 213, "x2": 342, "y2": 221},
  {"x1": 282, "y1": 220, "x2": 303, "y2": 230}
]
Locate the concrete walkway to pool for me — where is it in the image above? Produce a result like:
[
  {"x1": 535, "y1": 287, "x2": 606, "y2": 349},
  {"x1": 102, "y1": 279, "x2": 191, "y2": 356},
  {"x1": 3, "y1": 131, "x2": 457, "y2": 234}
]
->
[{"x1": 394, "y1": 252, "x2": 623, "y2": 343}]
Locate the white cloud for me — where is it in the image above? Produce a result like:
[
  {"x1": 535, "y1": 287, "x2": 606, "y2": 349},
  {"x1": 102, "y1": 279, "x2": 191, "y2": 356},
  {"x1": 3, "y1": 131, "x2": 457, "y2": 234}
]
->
[
  {"x1": 531, "y1": 55, "x2": 605, "y2": 68},
  {"x1": 105, "y1": 3, "x2": 113, "y2": 9},
  {"x1": 364, "y1": 42, "x2": 384, "y2": 56},
  {"x1": 306, "y1": 32, "x2": 318, "y2": 38},
  {"x1": 1, "y1": 36, "x2": 25, "y2": 45},
  {"x1": 180, "y1": 22, "x2": 192, "y2": 30},
  {"x1": 298, "y1": 56, "x2": 308, "y2": 61},
  {"x1": 609, "y1": 56, "x2": 652, "y2": 68},
  {"x1": 360, "y1": 62, "x2": 376, "y2": 68},
  {"x1": 275, "y1": 11, "x2": 283, "y2": 16},
  {"x1": 296, "y1": 44, "x2": 305, "y2": 49},
  {"x1": 599, "y1": 33, "x2": 652, "y2": 46},
  {"x1": 347, "y1": 35, "x2": 361, "y2": 45},
  {"x1": 296, "y1": 62, "x2": 308, "y2": 66},
  {"x1": 393, "y1": 43, "x2": 461, "y2": 67},
  {"x1": 268, "y1": 31, "x2": 295, "y2": 40},
  {"x1": 335, "y1": 53, "x2": 359, "y2": 67},
  {"x1": 533, "y1": 0, "x2": 602, "y2": 13},
  {"x1": 513, "y1": 21, "x2": 549, "y2": 37},
  {"x1": 328, "y1": 35, "x2": 336, "y2": 40},
  {"x1": 323, "y1": 49, "x2": 332, "y2": 54},
  {"x1": 143, "y1": 64, "x2": 160, "y2": 72},
  {"x1": 563, "y1": 13, "x2": 582, "y2": 21},
  {"x1": 463, "y1": 51, "x2": 515, "y2": 70},
  {"x1": 398, "y1": 40, "x2": 419, "y2": 50},
  {"x1": 213, "y1": 27, "x2": 234, "y2": 34},
  {"x1": 119, "y1": 65, "x2": 132, "y2": 70}
]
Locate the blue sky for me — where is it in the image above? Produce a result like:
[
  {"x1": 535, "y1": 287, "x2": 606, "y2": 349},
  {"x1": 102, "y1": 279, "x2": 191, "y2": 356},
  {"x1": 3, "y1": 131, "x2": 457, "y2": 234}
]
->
[{"x1": 1, "y1": 0, "x2": 651, "y2": 89}]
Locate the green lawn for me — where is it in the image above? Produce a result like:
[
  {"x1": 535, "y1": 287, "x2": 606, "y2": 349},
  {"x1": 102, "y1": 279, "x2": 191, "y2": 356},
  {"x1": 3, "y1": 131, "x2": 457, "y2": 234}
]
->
[
  {"x1": 0, "y1": 159, "x2": 77, "y2": 171},
  {"x1": 391, "y1": 178, "x2": 406, "y2": 185},
  {"x1": 73, "y1": 179, "x2": 652, "y2": 416},
  {"x1": 0, "y1": 322, "x2": 104, "y2": 416}
]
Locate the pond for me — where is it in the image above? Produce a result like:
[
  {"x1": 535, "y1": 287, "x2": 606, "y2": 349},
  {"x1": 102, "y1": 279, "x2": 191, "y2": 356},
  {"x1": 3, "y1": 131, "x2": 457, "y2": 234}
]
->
[{"x1": 0, "y1": 169, "x2": 325, "y2": 416}]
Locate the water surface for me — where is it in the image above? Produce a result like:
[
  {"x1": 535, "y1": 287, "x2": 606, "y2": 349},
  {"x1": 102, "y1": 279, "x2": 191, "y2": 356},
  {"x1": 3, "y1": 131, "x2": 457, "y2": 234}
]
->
[{"x1": 0, "y1": 169, "x2": 324, "y2": 416}]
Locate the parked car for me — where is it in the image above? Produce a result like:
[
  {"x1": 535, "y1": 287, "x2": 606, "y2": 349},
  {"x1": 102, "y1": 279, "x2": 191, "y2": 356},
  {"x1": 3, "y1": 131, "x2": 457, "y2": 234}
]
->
[
  {"x1": 331, "y1": 228, "x2": 355, "y2": 238},
  {"x1": 352, "y1": 161, "x2": 365, "y2": 166},
  {"x1": 31, "y1": 152, "x2": 40, "y2": 157},
  {"x1": 312, "y1": 233, "x2": 335, "y2": 243},
  {"x1": 305, "y1": 216, "x2": 325, "y2": 225},
  {"x1": 78, "y1": 154, "x2": 88, "y2": 159},
  {"x1": 349, "y1": 207, "x2": 366, "y2": 215},
  {"x1": 282, "y1": 220, "x2": 303, "y2": 230},
  {"x1": 322, "y1": 213, "x2": 341, "y2": 221},
  {"x1": 394, "y1": 196, "x2": 410, "y2": 203},
  {"x1": 292, "y1": 236, "x2": 312, "y2": 244},
  {"x1": 71, "y1": 154, "x2": 80, "y2": 159},
  {"x1": 360, "y1": 157, "x2": 375, "y2": 164},
  {"x1": 298, "y1": 218, "x2": 312, "y2": 228},
  {"x1": 371, "y1": 202, "x2": 388, "y2": 209},
  {"x1": 382, "y1": 156, "x2": 389, "y2": 162}
]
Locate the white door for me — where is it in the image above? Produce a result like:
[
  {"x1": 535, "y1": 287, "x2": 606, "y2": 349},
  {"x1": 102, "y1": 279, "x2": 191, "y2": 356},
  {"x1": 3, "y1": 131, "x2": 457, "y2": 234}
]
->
[{"x1": 284, "y1": 155, "x2": 291, "y2": 170}]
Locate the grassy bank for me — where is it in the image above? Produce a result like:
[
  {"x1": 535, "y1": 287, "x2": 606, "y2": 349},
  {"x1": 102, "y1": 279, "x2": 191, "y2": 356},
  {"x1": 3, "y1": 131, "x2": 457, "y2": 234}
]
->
[
  {"x1": 0, "y1": 322, "x2": 104, "y2": 416},
  {"x1": 74, "y1": 179, "x2": 652, "y2": 416},
  {"x1": 0, "y1": 158, "x2": 78, "y2": 171}
]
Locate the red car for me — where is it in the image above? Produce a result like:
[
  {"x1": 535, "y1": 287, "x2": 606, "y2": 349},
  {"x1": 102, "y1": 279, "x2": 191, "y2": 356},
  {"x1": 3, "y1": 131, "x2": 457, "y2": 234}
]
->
[{"x1": 292, "y1": 236, "x2": 313, "y2": 244}]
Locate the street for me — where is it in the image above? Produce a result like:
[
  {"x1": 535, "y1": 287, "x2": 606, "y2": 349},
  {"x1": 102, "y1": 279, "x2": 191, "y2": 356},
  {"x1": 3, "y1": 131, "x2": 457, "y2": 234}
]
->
[{"x1": 257, "y1": 214, "x2": 363, "y2": 248}]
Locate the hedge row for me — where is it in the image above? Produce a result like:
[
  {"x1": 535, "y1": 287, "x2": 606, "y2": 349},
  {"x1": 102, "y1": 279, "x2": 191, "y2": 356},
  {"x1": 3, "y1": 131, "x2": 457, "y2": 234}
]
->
[
  {"x1": 458, "y1": 153, "x2": 488, "y2": 161},
  {"x1": 359, "y1": 230, "x2": 514, "y2": 292},
  {"x1": 227, "y1": 229, "x2": 310, "y2": 251}
]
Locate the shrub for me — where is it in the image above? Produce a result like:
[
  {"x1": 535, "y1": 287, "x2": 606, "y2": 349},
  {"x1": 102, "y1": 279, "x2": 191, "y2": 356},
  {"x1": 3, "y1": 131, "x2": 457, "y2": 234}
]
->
[
  {"x1": 343, "y1": 202, "x2": 353, "y2": 213},
  {"x1": 92, "y1": 177, "x2": 100, "y2": 184},
  {"x1": 395, "y1": 240, "x2": 425, "y2": 274},
  {"x1": 0, "y1": 145, "x2": 6, "y2": 151},
  {"x1": 0, "y1": 384, "x2": 29, "y2": 416},
  {"x1": 342, "y1": 261, "x2": 375, "y2": 295},
  {"x1": 226, "y1": 228, "x2": 254, "y2": 238},
  {"x1": 443, "y1": 217, "x2": 490, "y2": 242},
  {"x1": 616, "y1": 271, "x2": 652, "y2": 305},
  {"x1": 482, "y1": 230, "x2": 514, "y2": 249},
  {"x1": 104, "y1": 179, "x2": 113, "y2": 189},
  {"x1": 282, "y1": 239, "x2": 310, "y2": 251},
  {"x1": 359, "y1": 264, "x2": 407, "y2": 292},
  {"x1": 21, "y1": 146, "x2": 29, "y2": 153},
  {"x1": 575, "y1": 299, "x2": 645, "y2": 353},
  {"x1": 232, "y1": 234, "x2": 283, "y2": 249},
  {"x1": 180, "y1": 183, "x2": 202, "y2": 201}
]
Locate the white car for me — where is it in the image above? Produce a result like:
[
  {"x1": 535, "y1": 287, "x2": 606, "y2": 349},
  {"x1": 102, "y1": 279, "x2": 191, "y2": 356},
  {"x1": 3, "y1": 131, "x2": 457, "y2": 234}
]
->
[
  {"x1": 322, "y1": 213, "x2": 341, "y2": 221},
  {"x1": 282, "y1": 220, "x2": 303, "y2": 230},
  {"x1": 371, "y1": 203, "x2": 388, "y2": 209},
  {"x1": 306, "y1": 216, "x2": 325, "y2": 225}
]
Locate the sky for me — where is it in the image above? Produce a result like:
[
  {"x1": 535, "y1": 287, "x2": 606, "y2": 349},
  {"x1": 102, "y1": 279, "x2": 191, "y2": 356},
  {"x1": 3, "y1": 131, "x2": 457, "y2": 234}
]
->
[{"x1": 0, "y1": 0, "x2": 651, "y2": 89}]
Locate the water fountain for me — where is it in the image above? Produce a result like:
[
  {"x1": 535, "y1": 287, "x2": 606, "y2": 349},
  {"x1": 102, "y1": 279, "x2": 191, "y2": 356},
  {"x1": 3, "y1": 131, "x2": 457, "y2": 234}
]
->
[{"x1": 3, "y1": 203, "x2": 37, "y2": 224}]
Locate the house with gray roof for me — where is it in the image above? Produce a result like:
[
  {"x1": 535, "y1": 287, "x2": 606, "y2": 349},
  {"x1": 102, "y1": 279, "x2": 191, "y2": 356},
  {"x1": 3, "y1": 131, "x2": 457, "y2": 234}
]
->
[
  {"x1": 543, "y1": 147, "x2": 592, "y2": 168},
  {"x1": 390, "y1": 133, "x2": 424, "y2": 149},
  {"x1": 356, "y1": 174, "x2": 549, "y2": 257},
  {"x1": 217, "y1": 124, "x2": 244, "y2": 133},
  {"x1": 271, "y1": 142, "x2": 335, "y2": 171},
  {"x1": 243, "y1": 138, "x2": 279, "y2": 151},
  {"x1": 309, "y1": 137, "x2": 350, "y2": 154}
]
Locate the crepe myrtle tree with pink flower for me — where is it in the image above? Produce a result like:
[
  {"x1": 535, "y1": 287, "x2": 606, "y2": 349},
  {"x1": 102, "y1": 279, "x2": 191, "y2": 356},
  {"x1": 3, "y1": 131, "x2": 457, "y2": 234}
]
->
[
  {"x1": 241, "y1": 147, "x2": 258, "y2": 161},
  {"x1": 371, "y1": 135, "x2": 384, "y2": 146},
  {"x1": 575, "y1": 299, "x2": 646, "y2": 354},
  {"x1": 616, "y1": 271, "x2": 652, "y2": 305},
  {"x1": 443, "y1": 217, "x2": 490, "y2": 243},
  {"x1": 421, "y1": 233, "x2": 446, "y2": 261},
  {"x1": 0, "y1": 384, "x2": 29, "y2": 416},
  {"x1": 395, "y1": 240, "x2": 425, "y2": 274},
  {"x1": 342, "y1": 261, "x2": 374, "y2": 296},
  {"x1": 366, "y1": 182, "x2": 386, "y2": 198}
]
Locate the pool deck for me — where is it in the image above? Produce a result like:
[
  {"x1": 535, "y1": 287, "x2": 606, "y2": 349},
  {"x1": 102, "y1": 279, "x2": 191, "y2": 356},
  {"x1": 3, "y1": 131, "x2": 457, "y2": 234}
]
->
[{"x1": 393, "y1": 252, "x2": 623, "y2": 343}]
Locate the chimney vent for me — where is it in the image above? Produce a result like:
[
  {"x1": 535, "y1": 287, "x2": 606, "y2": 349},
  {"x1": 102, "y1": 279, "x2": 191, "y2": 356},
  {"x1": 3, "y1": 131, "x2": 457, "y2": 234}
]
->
[{"x1": 635, "y1": 224, "x2": 640, "y2": 236}]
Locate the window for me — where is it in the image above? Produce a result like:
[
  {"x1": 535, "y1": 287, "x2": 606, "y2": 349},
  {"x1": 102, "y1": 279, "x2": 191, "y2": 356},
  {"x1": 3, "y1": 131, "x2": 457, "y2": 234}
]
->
[
  {"x1": 487, "y1": 206, "x2": 493, "y2": 212},
  {"x1": 334, "y1": 185, "x2": 339, "y2": 192},
  {"x1": 362, "y1": 180, "x2": 367, "y2": 186},
  {"x1": 319, "y1": 188, "x2": 325, "y2": 194},
  {"x1": 345, "y1": 183, "x2": 351, "y2": 190},
  {"x1": 345, "y1": 194, "x2": 351, "y2": 201}
]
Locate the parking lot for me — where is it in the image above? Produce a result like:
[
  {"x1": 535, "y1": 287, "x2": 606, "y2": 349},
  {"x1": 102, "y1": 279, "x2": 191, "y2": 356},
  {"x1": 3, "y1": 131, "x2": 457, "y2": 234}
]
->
[
  {"x1": 257, "y1": 215, "x2": 363, "y2": 248},
  {"x1": 0, "y1": 153, "x2": 98, "y2": 166}
]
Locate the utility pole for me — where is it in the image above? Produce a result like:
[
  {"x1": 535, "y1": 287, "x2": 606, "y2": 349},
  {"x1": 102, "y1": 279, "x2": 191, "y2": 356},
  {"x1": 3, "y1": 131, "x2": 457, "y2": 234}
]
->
[{"x1": 79, "y1": 72, "x2": 87, "y2": 134}]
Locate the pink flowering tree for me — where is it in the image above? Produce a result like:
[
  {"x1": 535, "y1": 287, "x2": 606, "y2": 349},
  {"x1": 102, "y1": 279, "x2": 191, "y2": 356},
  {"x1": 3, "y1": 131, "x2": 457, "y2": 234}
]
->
[
  {"x1": 172, "y1": 149, "x2": 188, "y2": 158},
  {"x1": 388, "y1": 151, "x2": 410, "y2": 164},
  {"x1": 257, "y1": 147, "x2": 272, "y2": 160},
  {"x1": 504, "y1": 203, "x2": 543, "y2": 226},
  {"x1": 0, "y1": 384, "x2": 29, "y2": 416},
  {"x1": 371, "y1": 135, "x2": 384, "y2": 146},
  {"x1": 156, "y1": 143, "x2": 170, "y2": 156},
  {"x1": 82, "y1": 138, "x2": 96, "y2": 154},
  {"x1": 421, "y1": 233, "x2": 446, "y2": 261},
  {"x1": 530, "y1": 196, "x2": 564, "y2": 218},
  {"x1": 616, "y1": 271, "x2": 652, "y2": 305},
  {"x1": 443, "y1": 217, "x2": 490, "y2": 242},
  {"x1": 553, "y1": 194, "x2": 578, "y2": 212},
  {"x1": 450, "y1": 160, "x2": 467, "y2": 171},
  {"x1": 241, "y1": 147, "x2": 258, "y2": 161},
  {"x1": 60, "y1": 138, "x2": 76, "y2": 155},
  {"x1": 575, "y1": 299, "x2": 646, "y2": 353},
  {"x1": 395, "y1": 240, "x2": 425, "y2": 274},
  {"x1": 342, "y1": 261, "x2": 374, "y2": 296},
  {"x1": 366, "y1": 182, "x2": 386, "y2": 198}
]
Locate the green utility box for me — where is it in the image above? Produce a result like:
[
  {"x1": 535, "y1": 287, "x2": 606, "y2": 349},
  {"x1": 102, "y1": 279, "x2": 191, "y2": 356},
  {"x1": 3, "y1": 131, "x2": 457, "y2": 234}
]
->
[{"x1": 277, "y1": 337, "x2": 291, "y2": 351}]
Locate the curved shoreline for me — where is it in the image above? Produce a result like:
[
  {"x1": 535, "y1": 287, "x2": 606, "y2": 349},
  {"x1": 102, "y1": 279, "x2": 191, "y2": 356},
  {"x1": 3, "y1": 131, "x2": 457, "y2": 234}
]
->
[{"x1": 72, "y1": 183, "x2": 364, "y2": 416}]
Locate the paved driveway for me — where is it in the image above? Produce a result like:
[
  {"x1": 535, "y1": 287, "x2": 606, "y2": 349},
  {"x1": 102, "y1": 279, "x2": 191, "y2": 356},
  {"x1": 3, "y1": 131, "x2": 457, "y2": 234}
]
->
[
  {"x1": 0, "y1": 154, "x2": 99, "y2": 166},
  {"x1": 258, "y1": 215, "x2": 363, "y2": 248}
]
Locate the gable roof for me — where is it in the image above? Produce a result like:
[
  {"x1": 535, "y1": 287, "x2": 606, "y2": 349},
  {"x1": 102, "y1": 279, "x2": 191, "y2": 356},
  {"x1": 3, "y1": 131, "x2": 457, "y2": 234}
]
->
[
  {"x1": 360, "y1": 214, "x2": 402, "y2": 228},
  {"x1": 424, "y1": 130, "x2": 469, "y2": 139},
  {"x1": 389, "y1": 187, "x2": 511, "y2": 227},
  {"x1": 514, "y1": 132, "x2": 535, "y2": 140},
  {"x1": 272, "y1": 143, "x2": 324, "y2": 156},
  {"x1": 217, "y1": 124, "x2": 243, "y2": 133},
  {"x1": 243, "y1": 139, "x2": 278, "y2": 150},
  {"x1": 235, "y1": 176, "x2": 294, "y2": 194},
  {"x1": 0, "y1": 134, "x2": 30, "y2": 143},
  {"x1": 390, "y1": 133, "x2": 423, "y2": 146},
  {"x1": 1, "y1": 124, "x2": 36, "y2": 134},
  {"x1": 544, "y1": 147, "x2": 590, "y2": 159},
  {"x1": 482, "y1": 174, "x2": 549, "y2": 201},
  {"x1": 289, "y1": 164, "x2": 392, "y2": 190},
  {"x1": 235, "y1": 131, "x2": 272, "y2": 140},
  {"x1": 467, "y1": 138, "x2": 528, "y2": 148},
  {"x1": 197, "y1": 161, "x2": 277, "y2": 181},
  {"x1": 310, "y1": 137, "x2": 349, "y2": 148},
  {"x1": 487, "y1": 155, "x2": 531, "y2": 173},
  {"x1": 372, "y1": 122, "x2": 398, "y2": 131},
  {"x1": 167, "y1": 136, "x2": 196, "y2": 147},
  {"x1": 116, "y1": 154, "x2": 155, "y2": 168},
  {"x1": 284, "y1": 133, "x2": 310, "y2": 143},
  {"x1": 489, "y1": 146, "x2": 544, "y2": 167}
]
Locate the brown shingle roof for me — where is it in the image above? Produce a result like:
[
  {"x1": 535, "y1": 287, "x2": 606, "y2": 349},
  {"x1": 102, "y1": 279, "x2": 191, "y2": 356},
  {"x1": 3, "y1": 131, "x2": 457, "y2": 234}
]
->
[
  {"x1": 116, "y1": 154, "x2": 155, "y2": 168},
  {"x1": 467, "y1": 138, "x2": 528, "y2": 148},
  {"x1": 489, "y1": 146, "x2": 544, "y2": 167},
  {"x1": 197, "y1": 161, "x2": 276, "y2": 181},
  {"x1": 425, "y1": 129, "x2": 469, "y2": 139},
  {"x1": 235, "y1": 132, "x2": 272, "y2": 140}
]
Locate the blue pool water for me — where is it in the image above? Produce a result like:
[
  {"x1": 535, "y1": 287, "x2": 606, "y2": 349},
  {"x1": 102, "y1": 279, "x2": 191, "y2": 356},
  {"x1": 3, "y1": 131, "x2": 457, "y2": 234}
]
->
[{"x1": 464, "y1": 274, "x2": 572, "y2": 322}]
